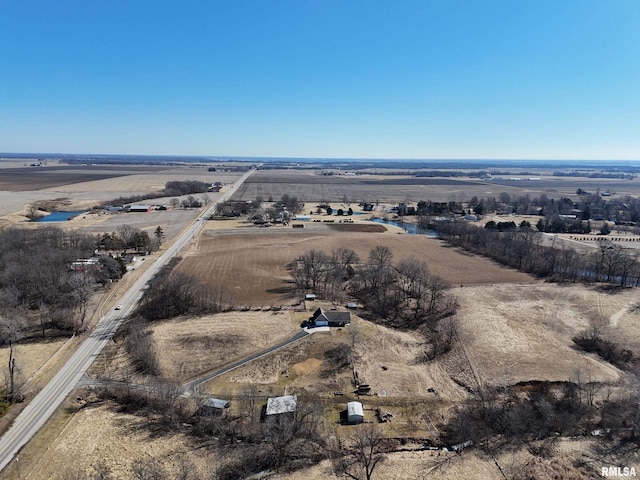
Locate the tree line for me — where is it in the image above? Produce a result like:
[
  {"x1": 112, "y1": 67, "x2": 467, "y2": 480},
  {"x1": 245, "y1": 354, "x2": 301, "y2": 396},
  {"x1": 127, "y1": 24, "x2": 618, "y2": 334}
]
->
[{"x1": 436, "y1": 221, "x2": 640, "y2": 286}]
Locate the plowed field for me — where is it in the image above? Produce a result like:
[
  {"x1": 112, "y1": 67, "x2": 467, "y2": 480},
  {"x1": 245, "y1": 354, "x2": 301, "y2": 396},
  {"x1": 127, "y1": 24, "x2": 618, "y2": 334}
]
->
[{"x1": 177, "y1": 230, "x2": 535, "y2": 306}]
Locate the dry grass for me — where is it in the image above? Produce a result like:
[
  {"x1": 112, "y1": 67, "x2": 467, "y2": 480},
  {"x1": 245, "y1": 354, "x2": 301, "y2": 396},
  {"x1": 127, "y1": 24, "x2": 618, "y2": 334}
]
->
[
  {"x1": 151, "y1": 311, "x2": 299, "y2": 382},
  {"x1": 452, "y1": 283, "x2": 637, "y2": 387}
]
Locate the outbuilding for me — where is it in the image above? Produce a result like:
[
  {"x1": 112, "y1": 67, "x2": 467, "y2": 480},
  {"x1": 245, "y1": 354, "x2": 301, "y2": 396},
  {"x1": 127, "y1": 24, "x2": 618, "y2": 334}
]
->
[
  {"x1": 196, "y1": 397, "x2": 230, "y2": 417},
  {"x1": 347, "y1": 401, "x2": 364, "y2": 424},
  {"x1": 265, "y1": 395, "x2": 297, "y2": 417}
]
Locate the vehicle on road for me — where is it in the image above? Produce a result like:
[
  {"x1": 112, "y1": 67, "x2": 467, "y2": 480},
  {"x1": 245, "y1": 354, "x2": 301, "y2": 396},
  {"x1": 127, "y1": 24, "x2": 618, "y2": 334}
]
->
[{"x1": 115, "y1": 304, "x2": 124, "y2": 310}]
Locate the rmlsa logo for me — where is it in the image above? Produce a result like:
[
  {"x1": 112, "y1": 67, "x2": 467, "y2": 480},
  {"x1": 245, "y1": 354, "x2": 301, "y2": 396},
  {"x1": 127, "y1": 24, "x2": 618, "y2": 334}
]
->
[{"x1": 602, "y1": 466, "x2": 637, "y2": 477}]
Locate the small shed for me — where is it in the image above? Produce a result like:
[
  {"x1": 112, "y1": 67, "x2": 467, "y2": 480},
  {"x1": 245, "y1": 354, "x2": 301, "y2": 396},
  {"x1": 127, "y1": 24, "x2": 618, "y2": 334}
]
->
[
  {"x1": 266, "y1": 395, "x2": 297, "y2": 416},
  {"x1": 305, "y1": 293, "x2": 316, "y2": 301},
  {"x1": 347, "y1": 401, "x2": 364, "y2": 424},
  {"x1": 196, "y1": 397, "x2": 230, "y2": 416}
]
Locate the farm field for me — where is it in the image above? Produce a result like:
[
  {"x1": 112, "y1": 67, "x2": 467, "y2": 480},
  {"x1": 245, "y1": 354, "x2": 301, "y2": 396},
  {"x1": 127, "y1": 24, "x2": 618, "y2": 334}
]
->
[
  {"x1": 230, "y1": 169, "x2": 640, "y2": 203},
  {"x1": 177, "y1": 228, "x2": 535, "y2": 306}
]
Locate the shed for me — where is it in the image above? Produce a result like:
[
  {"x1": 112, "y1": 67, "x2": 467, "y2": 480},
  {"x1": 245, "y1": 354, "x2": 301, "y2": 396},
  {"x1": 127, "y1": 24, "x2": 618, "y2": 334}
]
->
[
  {"x1": 196, "y1": 397, "x2": 230, "y2": 416},
  {"x1": 305, "y1": 293, "x2": 316, "y2": 301},
  {"x1": 347, "y1": 401, "x2": 364, "y2": 424},
  {"x1": 266, "y1": 395, "x2": 297, "y2": 416}
]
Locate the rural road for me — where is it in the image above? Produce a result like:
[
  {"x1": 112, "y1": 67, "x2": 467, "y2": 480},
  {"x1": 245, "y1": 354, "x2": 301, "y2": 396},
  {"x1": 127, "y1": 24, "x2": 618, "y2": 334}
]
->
[
  {"x1": 0, "y1": 168, "x2": 257, "y2": 474},
  {"x1": 183, "y1": 329, "x2": 310, "y2": 392}
]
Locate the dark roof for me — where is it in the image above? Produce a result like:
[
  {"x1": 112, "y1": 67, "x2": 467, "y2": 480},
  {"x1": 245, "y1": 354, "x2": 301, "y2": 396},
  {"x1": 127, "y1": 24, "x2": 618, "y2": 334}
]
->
[{"x1": 310, "y1": 308, "x2": 350, "y2": 324}]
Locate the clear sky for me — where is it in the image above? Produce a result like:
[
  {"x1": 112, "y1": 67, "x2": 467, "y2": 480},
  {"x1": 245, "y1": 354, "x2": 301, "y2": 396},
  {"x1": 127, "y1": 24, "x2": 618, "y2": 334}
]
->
[{"x1": 1, "y1": 0, "x2": 639, "y2": 160}]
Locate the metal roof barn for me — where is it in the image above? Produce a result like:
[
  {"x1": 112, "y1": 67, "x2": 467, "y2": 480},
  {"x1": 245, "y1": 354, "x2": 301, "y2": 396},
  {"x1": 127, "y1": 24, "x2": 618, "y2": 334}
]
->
[{"x1": 347, "y1": 401, "x2": 364, "y2": 424}]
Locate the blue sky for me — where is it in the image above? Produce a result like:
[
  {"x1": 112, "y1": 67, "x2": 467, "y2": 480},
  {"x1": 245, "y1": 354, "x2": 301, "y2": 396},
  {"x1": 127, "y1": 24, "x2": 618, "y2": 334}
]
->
[{"x1": 1, "y1": 0, "x2": 639, "y2": 160}]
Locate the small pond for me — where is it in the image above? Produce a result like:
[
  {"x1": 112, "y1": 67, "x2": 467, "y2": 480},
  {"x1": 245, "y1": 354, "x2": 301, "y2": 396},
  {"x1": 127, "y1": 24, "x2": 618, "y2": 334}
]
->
[
  {"x1": 370, "y1": 218, "x2": 438, "y2": 237},
  {"x1": 37, "y1": 210, "x2": 89, "y2": 222}
]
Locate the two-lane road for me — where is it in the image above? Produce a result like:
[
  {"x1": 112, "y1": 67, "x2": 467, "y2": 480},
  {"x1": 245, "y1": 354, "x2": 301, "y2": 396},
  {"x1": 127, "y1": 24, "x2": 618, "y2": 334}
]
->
[{"x1": 0, "y1": 168, "x2": 256, "y2": 474}]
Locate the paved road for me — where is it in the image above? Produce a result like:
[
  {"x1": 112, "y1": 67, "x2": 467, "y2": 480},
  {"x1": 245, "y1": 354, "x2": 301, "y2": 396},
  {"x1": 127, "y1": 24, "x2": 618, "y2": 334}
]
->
[{"x1": 0, "y1": 168, "x2": 256, "y2": 474}]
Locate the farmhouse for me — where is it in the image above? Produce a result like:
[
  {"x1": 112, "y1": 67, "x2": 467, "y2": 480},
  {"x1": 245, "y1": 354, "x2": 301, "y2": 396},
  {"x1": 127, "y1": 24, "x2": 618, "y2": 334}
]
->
[
  {"x1": 195, "y1": 398, "x2": 230, "y2": 417},
  {"x1": 265, "y1": 395, "x2": 297, "y2": 417},
  {"x1": 346, "y1": 401, "x2": 364, "y2": 424},
  {"x1": 309, "y1": 307, "x2": 350, "y2": 327}
]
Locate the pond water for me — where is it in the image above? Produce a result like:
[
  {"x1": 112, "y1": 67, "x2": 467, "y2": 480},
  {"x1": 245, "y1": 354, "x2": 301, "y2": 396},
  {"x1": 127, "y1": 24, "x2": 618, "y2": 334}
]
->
[
  {"x1": 37, "y1": 210, "x2": 89, "y2": 222},
  {"x1": 370, "y1": 218, "x2": 437, "y2": 237}
]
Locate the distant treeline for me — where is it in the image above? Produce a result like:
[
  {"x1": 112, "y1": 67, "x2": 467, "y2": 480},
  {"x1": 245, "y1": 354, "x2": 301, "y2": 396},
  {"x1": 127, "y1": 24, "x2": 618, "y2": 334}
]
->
[{"x1": 104, "y1": 180, "x2": 211, "y2": 207}]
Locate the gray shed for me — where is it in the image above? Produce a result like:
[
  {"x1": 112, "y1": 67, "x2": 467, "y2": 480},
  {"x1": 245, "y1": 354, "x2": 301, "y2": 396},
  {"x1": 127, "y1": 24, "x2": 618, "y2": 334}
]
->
[
  {"x1": 196, "y1": 397, "x2": 230, "y2": 416},
  {"x1": 266, "y1": 395, "x2": 297, "y2": 416},
  {"x1": 347, "y1": 401, "x2": 364, "y2": 424}
]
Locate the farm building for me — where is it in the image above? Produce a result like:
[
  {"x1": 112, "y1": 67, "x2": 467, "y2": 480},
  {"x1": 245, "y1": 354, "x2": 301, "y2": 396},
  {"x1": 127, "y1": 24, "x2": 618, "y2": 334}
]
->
[
  {"x1": 70, "y1": 258, "x2": 101, "y2": 272},
  {"x1": 128, "y1": 205, "x2": 153, "y2": 212},
  {"x1": 265, "y1": 395, "x2": 297, "y2": 417},
  {"x1": 309, "y1": 308, "x2": 350, "y2": 327},
  {"x1": 347, "y1": 401, "x2": 364, "y2": 424},
  {"x1": 195, "y1": 398, "x2": 230, "y2": 417}
]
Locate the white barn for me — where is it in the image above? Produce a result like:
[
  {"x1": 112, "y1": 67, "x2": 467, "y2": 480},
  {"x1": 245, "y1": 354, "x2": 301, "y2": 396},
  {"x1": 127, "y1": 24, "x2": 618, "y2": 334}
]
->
[{"x1": 347, "y1": 401, "x2": 364, "y2": 424}]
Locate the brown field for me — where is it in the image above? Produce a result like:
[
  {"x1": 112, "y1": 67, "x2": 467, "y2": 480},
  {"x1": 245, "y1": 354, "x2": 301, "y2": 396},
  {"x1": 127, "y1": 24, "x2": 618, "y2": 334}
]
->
[
  {"x1": 230, "y1": 169, "x2": 640, "y2": 203},
  {"x1": 177, "y1": 229, "x2": 535, "y2": 306},
  {"x1": 0, "y1": 165, "x2": 241, "y2": 217}
]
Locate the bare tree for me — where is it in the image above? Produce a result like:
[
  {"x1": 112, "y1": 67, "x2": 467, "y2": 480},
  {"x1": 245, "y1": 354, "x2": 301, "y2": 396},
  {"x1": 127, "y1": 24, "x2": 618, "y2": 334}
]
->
[
  {"x1": 67, "y1": 272, "x2": 94, "y2": 331},
  {"x1": 336, "y1": 423, "x2": 386, "y2": 480},
  {"x1": 118, "y1": 224, "x2": 138, "y2": 253},
  {"x1": 0, "y1": 313, "x2": 27, "y2": 402}
]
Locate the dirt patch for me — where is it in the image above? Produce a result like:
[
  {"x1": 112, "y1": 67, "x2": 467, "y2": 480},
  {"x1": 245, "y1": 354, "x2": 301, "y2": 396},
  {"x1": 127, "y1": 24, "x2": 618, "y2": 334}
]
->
[
  {"x1": 291, "y1": 357, "x2": 323, "y2": 375},
  {"x1": 327, "y1": 223, "x2": 387, "y2": 232}
]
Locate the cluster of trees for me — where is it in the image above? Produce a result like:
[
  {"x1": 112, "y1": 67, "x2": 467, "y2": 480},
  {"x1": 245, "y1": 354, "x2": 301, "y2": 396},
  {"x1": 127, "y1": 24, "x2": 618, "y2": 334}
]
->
[
  {"x1": 437, "y1": 221, "x2": 640, "y2": 286},
  {"x1": 292, "y1": 246, "x2": 455, "y2": 328},
  {"x1": 164, "y1": 180, "x2": 211, "y2": 196},
  {"x1": 97, "y1": 224, "x2": 158, "y2": 255},
  {"x1": 107, "y1": 180, "x2": 212, "y2": 207},
  {"x1": 291, "y1": 246, "x2": 457, "y2": 362},
  {"x1": 0, "y1": 227, "x2": 130, "y2": 401},
  {"x1": 443, "y1": 377, "x2": 640, "y2": 451}
]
